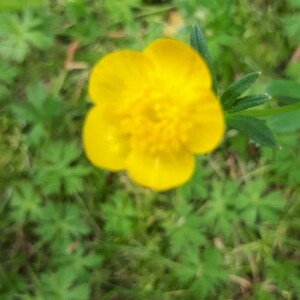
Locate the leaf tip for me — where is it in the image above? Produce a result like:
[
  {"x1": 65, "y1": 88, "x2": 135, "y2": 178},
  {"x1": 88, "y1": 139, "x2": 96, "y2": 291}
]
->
[{"x1": 264, "y1": 93, "x2": 272, "y2": 100}]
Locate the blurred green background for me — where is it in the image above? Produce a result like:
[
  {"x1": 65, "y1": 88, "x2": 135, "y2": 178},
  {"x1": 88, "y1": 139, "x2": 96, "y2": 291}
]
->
[{"x1": 0, "y1": 0, "x2": 300, "y2": 299}]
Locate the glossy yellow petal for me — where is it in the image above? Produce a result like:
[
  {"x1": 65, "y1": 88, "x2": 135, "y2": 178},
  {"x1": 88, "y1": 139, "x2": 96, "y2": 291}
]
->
[
  {"x1": 82, "y1": 105, "x2": 130, "y2": 170},
  {"x1": 127, "y1": 150, "x2": 195, "y2": 191},
  {"x1": 184, "y1": 91, "x2": 225, "y2": 154},
  {"x1": 144, "y1": 38, "x2": 211, "y2": 102},
  {"x1": 88, "y1": 50, "x2": 153, "y2": 104}
]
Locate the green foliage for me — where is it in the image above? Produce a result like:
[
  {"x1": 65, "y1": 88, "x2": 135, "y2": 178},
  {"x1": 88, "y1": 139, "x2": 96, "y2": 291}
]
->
[
  {"x1": 32, "y1": 141, "x2": 90, "y2": 195},
  {"x1": 262, "y1": 134, "x2": 300, "y2": 187},
  {"x1": 1, "y1": 0, "x2": 300, "y2": 299},
  {"x1": 261, "y1": 81, "x2": 300, "y2": 133},
  {"x1": 175, "y1": 247, "x2": 227, "y2": 298},
  {"x1": 234, "y1": 179, "x2": 284, "y2": 226},
  {"x1": 0, "y1": 0, "x2": 44, "y2": 11},
  {"x1": 0, "y1": 8, "x2": 52, "y2": 62},
  {"x1": 266, "y1": 79, "x2": 300, "y2": 104},
  {"x1": 10, "y1": 181, "x2": 41, "y2": 224},
  {"x1": 282, "y1": 0, "x2": 300, "y2": 44},
  {"x1": 265, "y1": 105, "x2": 300, "y2": 133},
  {"x1": 37, "y1": 267, "x2": 90, "y2": 300},
  {"x1": 11, "y1": 82, "x2": 63, "y2": 144},
  {"x1": 64, "y1": 0, "x2": 103, "y2": 45},
  {"x1": 0, "y1": 116, "x2": 27, "y2": 185},
  {"x1": 267, "y1": 259, "x2": 300, "y2": 297},
  {"x1": 226, "y1": 94, "x2": 271, "y2": 113},
  {"x1": 203, "y1": 180, "x2": 240, "y2": 237},
  {"x1": 175, "y1": 158, "x2": 210, "y2": 201},
  {"x1": 164, "y1": 198, "x2": 206, "y2": 255},
  {"x1": 0, "y1": 61, "x2": 20, "y2": 98},
  {"x1": 34, "y1": 202, "x2": 90, "y2": 245},
  {"x1": 190, "y1": 23, "x2": 217, "y2": 94},
  {"x1": 103, "y1": 0, "x2": 142, "y2": 25},
  {"x1": 226, "y1": 114, "x2": 278, "y2": 148},
  {"x1": 176, "y1": 0, "x2": 293, "y2": 87},
  {"x1": 101, "y1": 191, "x2": 137, "y2": 239},
  {"x1": 221, "y1": 71, "x2": 261, "y2": 110}
]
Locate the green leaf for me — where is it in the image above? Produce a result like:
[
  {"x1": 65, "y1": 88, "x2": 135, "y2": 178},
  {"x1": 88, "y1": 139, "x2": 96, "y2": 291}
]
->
[
  {"x1": 203, "y1": 180, "x2": 240, "y2": 237},
  {"x1": 227, "y1": 94, "x2": 271, "y2": 113},
  {"x1": 265, "y1": 109, "x2": 300, "y2": 133},
  {"x1": 0, "y1": 9, "x2": 52, "y2": 62},
  {"x1": 33, "y1": 141, "x2": 90, "y2": 195},
  {"x1": 235, "y1": 179, "x2": 284, "y2": 226},
  {"x1": 266, "y1": 79, "x2": 300, "y2": 104},
  {"x1": 164, "y1": 199, "x2": 206, "y2": 255},
  {"x1": 226, "y1": 114, "x2": 278, "y2": 148},
  {"x1": 35, "y1": 202, "x2": 90, "y2": 245},
  {"x1": 39, "y1": 267, "x2": 89, "y2": 300},
  {"x1": 190, "y1": 23, "x2": 217, "y2": 94},
  {"x1": 11, "y1": 82, "x2": 63, "y2": 144},
  {"x1": 101, "y1": 191, "x2": 137, "y2": 238},
  {"x1": 104, "y1": 0, "x2": 141, "y2": 25},
  {"x1": 262, "y1": 134, "x2": 300, "y2": 186},
  {"x1": 221, "y1": 71, "x2": 261, "y2": 110},
  {"x1": 235, "y1": 103, "x2": 300, "y2": 133},
  {"x1": 176, "y1": 247, "x2": 227, "y2": 298},
  {"x1": 10, "y1": 181, "x2": 42, "y2": 224}
]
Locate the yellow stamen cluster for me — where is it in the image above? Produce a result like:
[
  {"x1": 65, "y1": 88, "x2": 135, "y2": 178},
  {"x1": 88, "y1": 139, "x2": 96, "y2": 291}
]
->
[{"x1": 120, "y1": 89, "x2": 194, "y2": 155}]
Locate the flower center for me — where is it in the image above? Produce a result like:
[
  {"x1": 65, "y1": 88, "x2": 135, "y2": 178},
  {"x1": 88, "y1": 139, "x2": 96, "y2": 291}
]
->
[{"x1": 120, "y1": 89, "x2": 194, "y2": 155}]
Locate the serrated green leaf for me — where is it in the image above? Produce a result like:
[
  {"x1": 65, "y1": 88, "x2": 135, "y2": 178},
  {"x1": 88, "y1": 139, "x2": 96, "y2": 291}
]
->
[
  {"x1": 33, "y1": 142, "x2": 90, "y2": 195},
  {"x1": 177, "y1": 247, "x2": 226, "y2": 298},
  {"x1": 227, "y1": 94, "x2": 271, "y2": 113},
  {"x1": 101, "y1": 191, "x2": 137, "y2": 238},
  {"x1": 39, "y1": 267, "x2": 89, "y2": 300},
  {"x1": 190, "y1": 23, "x2": 217, "y2": 94},
  {"x1": 35, "y1": 202, "x2": 90, "y2": 244},
  {"x1": 164, "y1": 199, "x2": 206, "y2": 255},
  {"x1": 221, "y1": 71, "x2": 261, "y2": 109},
  {"x1": 235, "y1": 179, "x2": 284, "y2": 226},
  {"x1": 10, "y1": 181, "x2": 42, "y2": 223},
  {"x1": 227, "y1": 114, "x2": 278, "y2": 148},
  {"x1": 0, "y1": 9, "x2": 52, "y2": 61},
  {"x1": 203, "y1": 180, "x2": 240, "y2": 237}
]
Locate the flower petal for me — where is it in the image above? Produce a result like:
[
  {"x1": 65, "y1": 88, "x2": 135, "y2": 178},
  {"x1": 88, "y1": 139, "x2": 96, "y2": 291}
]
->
[
  {"x1": 144, "y1": 38, "x2": 212, "y2": 101},
  {"x1": 127, "y1": 150, "x2": 195, "y2": 191},
  {"x1": 82, "y1": 105, "x2": 129, "y2": 170},
  {"x1": 185, "y1": 91, "x2": 225, "y2": 154},
  {"x1": 88, "y1": 50, "x2": 153, "y2": 104}
]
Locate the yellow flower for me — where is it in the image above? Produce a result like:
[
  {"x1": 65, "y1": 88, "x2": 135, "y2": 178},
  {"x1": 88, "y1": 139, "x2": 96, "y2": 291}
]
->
[{"x1": 83, "y1": 39, "x2": 224, "y2": 191}]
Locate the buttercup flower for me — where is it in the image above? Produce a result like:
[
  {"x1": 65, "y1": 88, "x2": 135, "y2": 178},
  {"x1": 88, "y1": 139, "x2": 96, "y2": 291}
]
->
[{"x1": 83, "y1": 39, "x2": 224, "y2": 191}]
